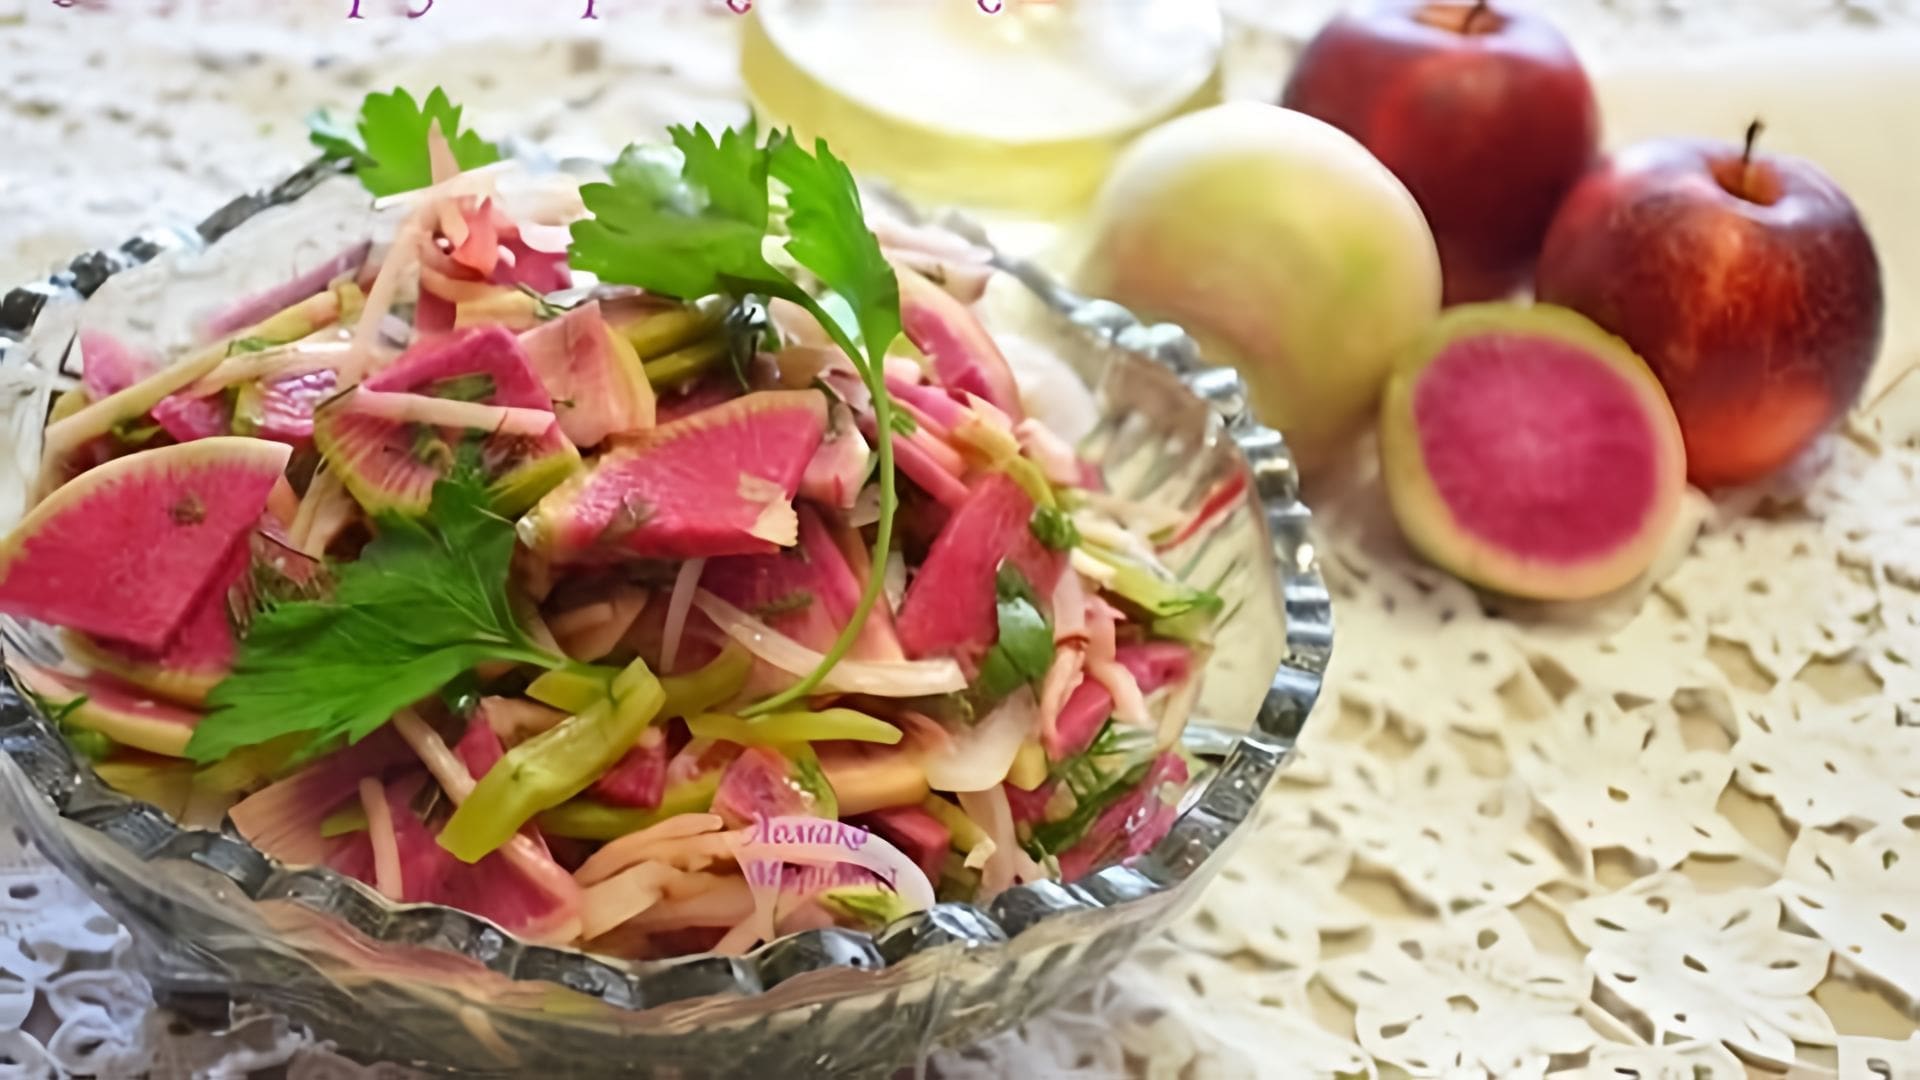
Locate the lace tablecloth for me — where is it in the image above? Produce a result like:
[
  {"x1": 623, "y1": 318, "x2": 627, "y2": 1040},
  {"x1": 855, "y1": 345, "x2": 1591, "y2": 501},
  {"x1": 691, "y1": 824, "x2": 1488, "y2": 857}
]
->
[{"x1": 4, "y1": 3, "x2": 1920, "y2": 1077}]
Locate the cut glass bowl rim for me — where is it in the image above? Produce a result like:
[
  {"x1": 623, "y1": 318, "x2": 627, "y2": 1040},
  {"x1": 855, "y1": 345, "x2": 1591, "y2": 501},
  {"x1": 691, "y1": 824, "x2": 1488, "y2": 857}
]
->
[{"x1": 0, "y1": 153, "x2": 1332, "y2": 1015}]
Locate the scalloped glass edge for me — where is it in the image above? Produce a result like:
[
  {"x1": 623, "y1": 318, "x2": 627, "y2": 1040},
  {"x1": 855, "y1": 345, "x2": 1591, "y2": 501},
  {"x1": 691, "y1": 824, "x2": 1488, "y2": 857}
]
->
[{"x1": 0, "y1": 156, "x2": 1331, "y2": 1071}]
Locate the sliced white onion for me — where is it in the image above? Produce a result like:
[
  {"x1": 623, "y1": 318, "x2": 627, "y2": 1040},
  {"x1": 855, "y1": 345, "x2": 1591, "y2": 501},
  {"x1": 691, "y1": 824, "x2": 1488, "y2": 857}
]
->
[
  {"x1": 957, "y1": 786, "x2": 1038, "y2": 901},
  {"x1": 359, "y1": 776, "x2": 404, "y2": 901},
  {"x1": 345, "y1": 389, "x2": 556, "y2": 437},
  {"x1": 575, "y1": 814, "x2": 726, "y2": 887},
  {"x1": 693, "y1": 591, "x2": 966, "y2": 697},
  {"x1": 1015, "y1": 417, "x2": 1082, "y2": 488},
  {"x1": 1086, "y1": 599, "x2": 1148, "y2": 727},
  {"x1": 579, "y1": 861, "x2": 677, "y2": 941},
  {"x1": 661, "y1": 558, "x2": 707, "y2": 674},
  {"x1": 343, "y1": 206, "x2": 431, "y2": 384},
  {"x1": 923, "y1": 687, "x2": 1036, "y2": 793},
  {"x1": 1051, "y1": 567, "x2": 1088, "y2": 644}
]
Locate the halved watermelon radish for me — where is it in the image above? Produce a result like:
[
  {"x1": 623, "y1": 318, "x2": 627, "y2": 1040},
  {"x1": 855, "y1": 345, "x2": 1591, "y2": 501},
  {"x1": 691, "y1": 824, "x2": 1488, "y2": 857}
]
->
[
  {"x1": 0, "y1": 438, "x2": 290, "y2": 650},
  {"x1": 12, "y1": 664, "x2": 202, "y2": 758},
  {"x1": 523, "y1": 390, "x2": 828, "y2": 562},
  {"x1": 704, "y1": 505, "x2": 902, "y2": 659},
  {"x1": 231, "y1": 727, "x2": 415, "y2": 866},
  {"x1": 1378, "y1": 304, "x2": 1688, "y2": 601},
  {"x1": 314, "y1": 326, "x2": 579, "y2": 517},
  {"x1": 895, "y1": 473, "x2": 1066, "y2": 662},
  {"x1": 896, "y1": 265, "x2": 1023, "y2": 421},
  {"x1": 517, "y1": 301, "x2": 655, "y2": 448}
]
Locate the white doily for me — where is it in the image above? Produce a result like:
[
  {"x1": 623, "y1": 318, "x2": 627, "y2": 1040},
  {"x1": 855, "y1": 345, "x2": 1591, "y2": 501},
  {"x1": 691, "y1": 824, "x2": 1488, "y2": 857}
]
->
[{"x1": 6, "y1": 2, "x2": 1920, "y2": 1077}]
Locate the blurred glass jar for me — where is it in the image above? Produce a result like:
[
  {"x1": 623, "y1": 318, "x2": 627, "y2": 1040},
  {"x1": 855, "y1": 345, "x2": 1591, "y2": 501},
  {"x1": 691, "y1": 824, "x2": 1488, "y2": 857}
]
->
[{"x1": 741, "y1": 0, "x2": 1224, "y2": 214}]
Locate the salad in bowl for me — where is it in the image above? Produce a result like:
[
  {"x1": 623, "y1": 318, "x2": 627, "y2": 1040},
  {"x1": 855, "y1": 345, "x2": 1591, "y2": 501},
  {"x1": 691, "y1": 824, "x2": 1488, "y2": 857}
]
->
[{"x1": 0, "y1": 89, "x2": 1241, "y2": 963}]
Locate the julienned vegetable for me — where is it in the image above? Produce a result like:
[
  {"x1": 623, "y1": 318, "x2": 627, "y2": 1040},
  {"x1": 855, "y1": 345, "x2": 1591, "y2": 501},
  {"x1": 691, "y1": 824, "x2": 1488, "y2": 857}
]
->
[{"x1": 0, "y1": 87, "x2": 1223, "y2": 959}]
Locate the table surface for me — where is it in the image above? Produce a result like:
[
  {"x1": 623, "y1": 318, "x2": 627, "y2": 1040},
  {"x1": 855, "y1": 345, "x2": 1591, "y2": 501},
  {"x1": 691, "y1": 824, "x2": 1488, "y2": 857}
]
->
[{"x1": 3, "y1": 3, "x2": 1920, "y2": 1077}]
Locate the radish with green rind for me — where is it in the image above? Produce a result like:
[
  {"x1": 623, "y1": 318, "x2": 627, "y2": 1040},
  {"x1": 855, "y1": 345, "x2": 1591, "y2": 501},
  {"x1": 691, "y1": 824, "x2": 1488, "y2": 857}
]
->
[
  {"x1": 313, "y1": 325, "x2": 579, "y2": 517},
  {"x1": 523, "y1": 390, "x2": 828, "y2": 562},
  {"x1": 0, "y1": 438, "x2": 291, "y2": 650},
  {"x1": 11, "y1": 663, "x2": 203, "y2": 758},
  {"x1": 517, "y1": 301, "x2": 656, "y2": 447}
]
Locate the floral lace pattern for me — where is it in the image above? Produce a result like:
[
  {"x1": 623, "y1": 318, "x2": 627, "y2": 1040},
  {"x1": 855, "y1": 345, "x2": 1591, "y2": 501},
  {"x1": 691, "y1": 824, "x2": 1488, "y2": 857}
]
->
[{"x1": 5, "y1": 1, "x2": 1920, "y2": 1077}]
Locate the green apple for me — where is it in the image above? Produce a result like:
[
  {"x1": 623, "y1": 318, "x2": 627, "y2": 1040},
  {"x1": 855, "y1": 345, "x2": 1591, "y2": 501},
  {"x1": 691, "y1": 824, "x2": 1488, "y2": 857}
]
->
[{"x1": 1079, "y1": 102, "x2": 1442, "y2": 468}]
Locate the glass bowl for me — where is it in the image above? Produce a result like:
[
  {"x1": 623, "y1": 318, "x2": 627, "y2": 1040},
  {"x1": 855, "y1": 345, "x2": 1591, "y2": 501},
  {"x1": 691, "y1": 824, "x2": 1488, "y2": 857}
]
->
[{"x1": 0, "y1": 160, "x2": 1330, "y2": 1076}]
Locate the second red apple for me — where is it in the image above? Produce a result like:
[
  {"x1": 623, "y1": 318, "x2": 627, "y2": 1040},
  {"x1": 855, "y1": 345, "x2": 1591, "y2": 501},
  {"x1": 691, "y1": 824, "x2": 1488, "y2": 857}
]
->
[{"x1": 1282, "y1": 0, "x2": 1599, "y2": 304}]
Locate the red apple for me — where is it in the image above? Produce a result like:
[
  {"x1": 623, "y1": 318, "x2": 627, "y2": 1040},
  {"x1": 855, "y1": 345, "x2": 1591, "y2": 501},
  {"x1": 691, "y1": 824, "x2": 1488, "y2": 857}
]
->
[
  {"x1": 1536, "y1": 125, "x2": 1884, "y2": 488},
  {"x1": 1282, "y1": 0, "x2": 1599, "y2": 305}
]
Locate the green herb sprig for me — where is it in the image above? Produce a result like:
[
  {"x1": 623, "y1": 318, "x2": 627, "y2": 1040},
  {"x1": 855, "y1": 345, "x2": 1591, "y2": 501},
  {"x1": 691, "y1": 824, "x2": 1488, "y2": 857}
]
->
[
  {"x1": 567, "y1": 120, "x2": 903, "y2": 716},
  {"x1": 185, "y1": 476, "x2": 563, "y2": 763},
  {"x1": 975, "y1": 565, "x2": 1054, "y2": 702},
  {"x1": 309, "y1": 87, "x2": 501, "y2": 198}
]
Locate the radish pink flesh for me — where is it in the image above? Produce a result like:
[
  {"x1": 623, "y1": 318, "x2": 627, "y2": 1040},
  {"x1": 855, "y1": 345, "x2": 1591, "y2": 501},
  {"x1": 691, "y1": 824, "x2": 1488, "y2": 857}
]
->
[
  {"x1": 317, "y1": 325, "x2": 573, "y2": 514},
  {"x1": 0, "y1": 441, "x2": 287, "y2": 650},
  {"x1": 518, "y1": 301, "x2": 647, "y2": 448},
  {"x1": 232, "y1": 727, "x2": 415, "y2": 866},
  {"x1": 590, "y1": 735, "x2": 668, "y2": 809},
  {"x1": 82, "y1": 531, "x2": 249, "y2": 693},
  {"x1": 1003, "y1": 781, "x2": 1054, "y2": 825},
  {"x1": 851, "y1": 804, "x2": 949, "y2": 879},
  {"x1": 895, "y1": 473, "x2": 1065, "y2": 662},
  {"x1": 80, "y1": 331, "x2": 155, "y2": 401},
  {"x1": 454, "y1": 719, "x2": 506, "y2": 780},
  {"x1": 1044, "y1": 642, "x2": 1193, "y2": 761},
  {"x1": 711, "y1": 746, "x2": 813, "y2": 830},
  {"x1": 246, "y1": 370, "x2": 339, "y2": 445},
  {"x1": 705, "y1": 505, "x2": 892, "y2": 656},
  {"x1": 380, "y1": 779, "x2": 577, "y2": 940},
  {"x1": 895, "y1": 267, "x2": 1022, "y2": 420},
  {"x1": 531, "y1": 390, "x2": 827, "y2": 562},
  {"x1": 203, "y1": 241, "x2": 369, "y2": 339},
  {"x1": 151, "y1": 393, "x2": 232, "y2": 442},
  {"x1": 1413, "y1": 332, "x2": 1662, "y2": 566}
]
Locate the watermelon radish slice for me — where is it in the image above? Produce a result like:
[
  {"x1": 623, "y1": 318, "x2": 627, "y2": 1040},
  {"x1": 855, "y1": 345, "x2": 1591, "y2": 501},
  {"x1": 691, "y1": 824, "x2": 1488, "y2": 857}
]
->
[
  {"x1": 234, "y1": 369, "x2": 338, "y2": 446},
  {"x1": 589, "y1": 728, "x2": 668, "y2": 808},
  {"x1": 895, "y1": 473, "x2": 1066, "y2": 662},
  {"x1": 896, "y1": 265, "x2": 1023, "y2": 421},
  {"x1": 704, "y1": 505, "x2": 902, "y2": 659},
  {"x1": 523, "y1": 390, "x2": 828, "y2": 562},
  {"x1": 517, "y1": 302, "x2": 655, "y2": 448},
  {"x1": 340, "y1": 776, "x2": 579, "y2": 942},
  {"x1": 11, "y1": 663, "x2": 202, "y2": 758},
  {"x1": 1045, "y1": 641, "x2": 1195, "y2": 761},
  {"x1": 65, "y1": 532, "x2": 249, "y2": 706},
  {"x1": 150, "y1": 392, "x2": 233, "y2": 443},
  {"x1": 0, "y1": 438, "x2": 290, "y2": 650},
  {"x1": 710, "y1": 746, "x2": 819, "y2": 829},
  {"x1": 1379, "y1": 304, "x2": 1688, "y2": 601},
  {"x1": 314, "y1": 326, "x2": 579, "y2": 517},
  {"x1": 851, "y1": 804, "x2": 950, "y2": 879}
]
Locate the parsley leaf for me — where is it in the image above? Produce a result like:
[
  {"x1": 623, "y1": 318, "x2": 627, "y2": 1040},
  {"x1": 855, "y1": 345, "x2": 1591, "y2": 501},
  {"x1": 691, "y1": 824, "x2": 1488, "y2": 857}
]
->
[
  {"x1": 187, "y1": 476, "x2": 562, "y2": 763},
  {"x1": 566, "y1": 122, "x2": 904, "y2": 716},
  {"x1": 976, "y1": 565, "x2": 1054, "y2": 701},
  {"x1": 309, "y1": 87, "x2": 501, "y2": 198},
  {"x1": 569, "y1": 123, "x2": 785, "y2": 301},
  {"x1": 768, "y1": 136, "x2": 902, "y2": 358}
]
